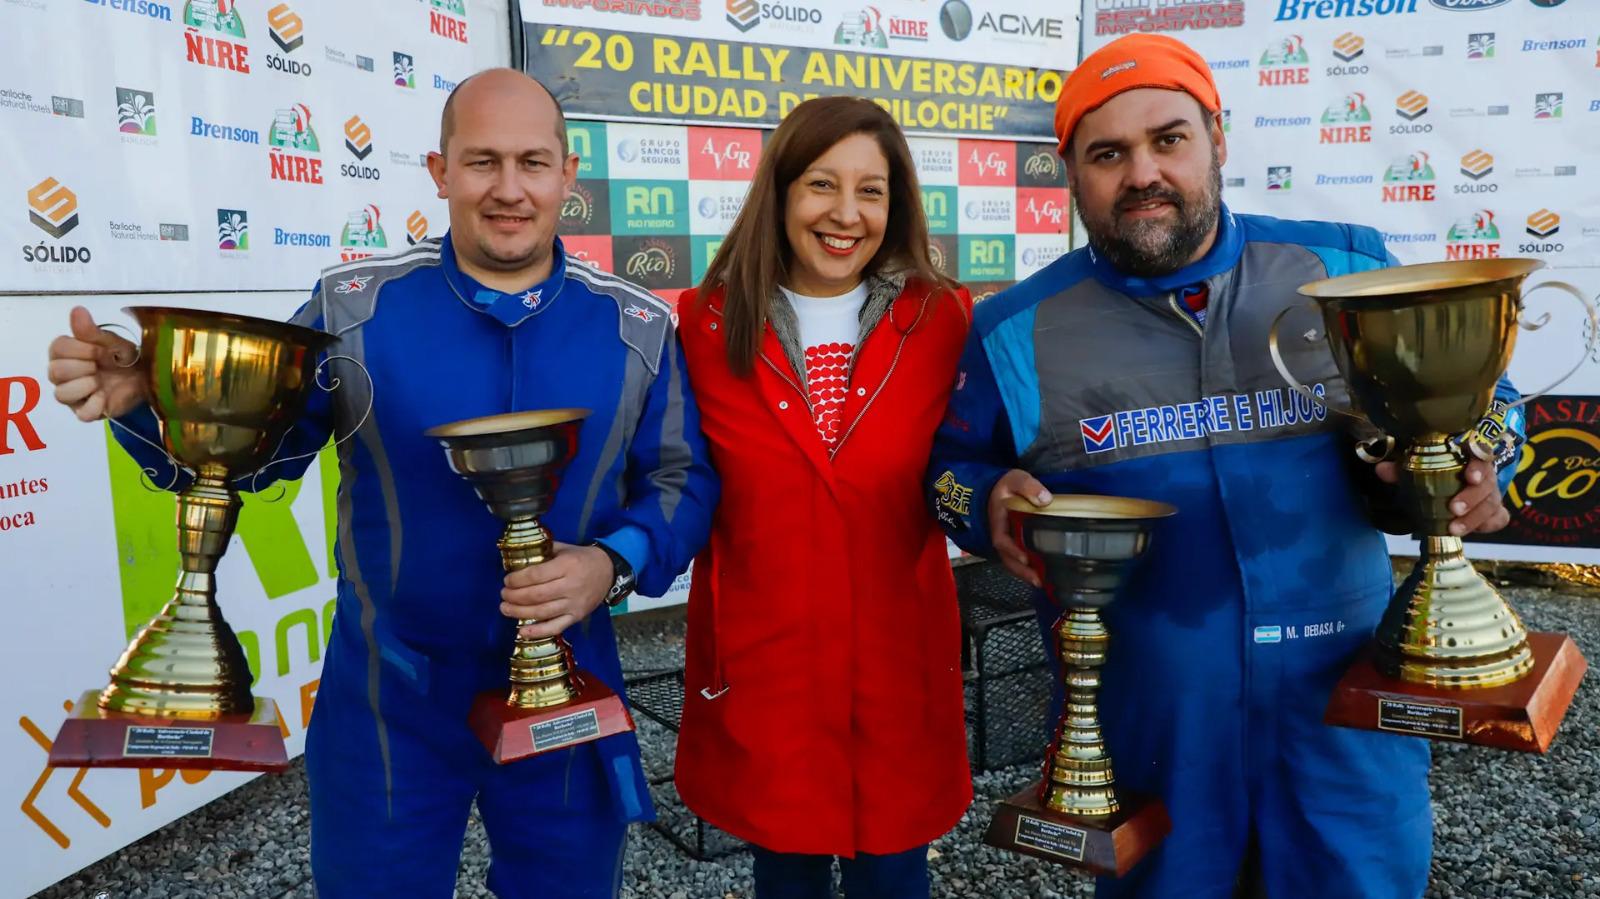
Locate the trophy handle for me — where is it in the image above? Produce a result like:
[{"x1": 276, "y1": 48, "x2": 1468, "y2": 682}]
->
[
  {"x1": 248, "y1": 354, "x2": 375, "y2": 499},
  {"x1": 106, "y1": 416, "x2": 187, "y2": 493},
  {"x1": 1496, "y1": 280, "x2": 1599, "y2": 414},
  {"x1": 1267, "y1": 302, "x2": 1367, "y2": 424}
]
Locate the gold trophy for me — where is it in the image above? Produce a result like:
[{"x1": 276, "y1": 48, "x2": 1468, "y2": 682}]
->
[
  {"x1": 50, "y1": 306, "x2": 337, "y2": 771},
  {"x1": 426, "y1": 409, "x2": 636, "y2": 763},
  {"x1": 984, "y1": 494, "x2": 1177, "y2": 877},
  {"x1": 1271, "y1": 258, "x2": 1595, "y2": 752}
]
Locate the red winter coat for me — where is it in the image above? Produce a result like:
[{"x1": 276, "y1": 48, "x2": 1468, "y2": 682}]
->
[{"x1": 674, "y1": 275, "x2": 974, "y2": 856}]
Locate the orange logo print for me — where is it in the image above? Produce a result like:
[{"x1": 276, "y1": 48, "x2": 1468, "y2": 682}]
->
[
  {"x1": 406, "y1": 210, "x2": 428, "y2": 244},
  {"x1": 1525, "y1": 209, "x2": 1560, "y2": 238},
  {"x1": 27, "y1": 178, "x2": 78, "y2": 238},
  {"x1": 1460, "y1": 149, "x2": 1493, "y2": 180},
  {"x1": 268, "y1": 4, "x2": 304, "y2": 52},
  {"x1": 1396, "y1": 90, "x2": 1428, "y2": 120},
  {"x1": 1332, "y1": 32, "x2": 1364, "y2": 62},
  {"x1": 343, "y1": 115, "x2": 372, "y2": 159}
]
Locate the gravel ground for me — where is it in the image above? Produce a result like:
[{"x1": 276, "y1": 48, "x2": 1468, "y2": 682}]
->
[{"x1": 32, "y1": 581, "x2": 1600, "y2": 899}]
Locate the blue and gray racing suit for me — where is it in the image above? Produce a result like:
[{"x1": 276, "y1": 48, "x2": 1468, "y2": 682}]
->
[
  {"x1": 928, "y1": 207, "x2": 1522, "y2": 899},
  {"x1": 114, "y1": 233, "x2": 718, "y2": 898}
]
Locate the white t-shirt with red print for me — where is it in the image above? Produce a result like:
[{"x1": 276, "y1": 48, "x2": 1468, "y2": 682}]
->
[{"x1": 782, "y1": 283, "x2": 867, "y2": 450}]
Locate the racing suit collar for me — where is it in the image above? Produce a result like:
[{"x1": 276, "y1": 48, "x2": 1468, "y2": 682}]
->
[
  {"x1": 439, "y1": 231, "x2": 570, "y2": 328},
  {"x1": 1085, "y1": 202, "x2": 1242, "y2": 298}
]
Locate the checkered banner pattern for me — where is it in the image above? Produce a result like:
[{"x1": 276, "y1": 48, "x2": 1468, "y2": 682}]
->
[{"x1": 555, "y1": 119, "x2": 1074, "y2": 308}]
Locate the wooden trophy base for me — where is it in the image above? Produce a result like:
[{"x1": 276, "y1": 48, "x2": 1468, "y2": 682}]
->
[
  {"x1": 1325, "y1": 632, "x2": 1587, "y2": 753},
  {"x1": 469, "y1": 672, "x2": 636, "y2": 763},
  {"x1": 984, "y1": 783, "x2": 1170, "y2": 877},
  {"x1": 48, "y1": 690, "x2": 289, "y2": 772}
]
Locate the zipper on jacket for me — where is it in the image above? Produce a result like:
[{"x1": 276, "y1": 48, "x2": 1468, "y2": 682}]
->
[
  {"x1": 830, "y1": 292, "x2": 930, "y2": 460},
  {"x1": 761, "y1": 351, "x2": 814, "y2": 416},
  {"x1": 830, "y1": 328, "x2": 910, "y2": 460},
  {"x1": 1167, "y1": 291, "x2": 1204, "y2": 338}
]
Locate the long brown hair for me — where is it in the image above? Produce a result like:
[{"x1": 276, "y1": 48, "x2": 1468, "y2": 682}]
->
[{"x1": 701, "y1": 96, "x2": 955, "y2": 376}]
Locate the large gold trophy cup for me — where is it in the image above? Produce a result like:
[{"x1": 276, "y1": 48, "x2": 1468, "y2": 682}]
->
[
  {"x1": 50, "y1": 307, "x2": 336, "y2": 771},
  {"x1": 426, "y1": 409, "x2": 635, "y2": 763},
  {"x1": 984, "y1": 495, "x2": 1176, "y2": 877},
  {"x1": 1272, "y1": 258, "x2": 1594, "y2": 752}
]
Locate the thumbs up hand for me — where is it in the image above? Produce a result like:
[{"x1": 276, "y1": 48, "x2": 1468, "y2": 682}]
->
[{"x1": 46, "y1": 306, "x2": 148, "y2": 422}]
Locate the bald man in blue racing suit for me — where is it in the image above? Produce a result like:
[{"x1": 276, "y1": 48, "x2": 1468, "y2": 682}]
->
[{"x1": 47, "y1": 69, "x2": 718, "y2": 898}]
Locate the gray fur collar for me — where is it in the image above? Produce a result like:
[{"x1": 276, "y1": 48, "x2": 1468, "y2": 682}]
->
[{"x1": 767, "y1": 268, "x2": 909, "y2": 390}]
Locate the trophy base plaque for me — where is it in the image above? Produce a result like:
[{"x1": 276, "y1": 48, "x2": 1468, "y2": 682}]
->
[
  {"x1": 1325, "y1": 632, "x2": 1586, "y2": 753},
  {"x1": 984, "y1": 784, "x2": 1170, "y2": 877},
  {"x1": 48, "y1": 691, "x2": 289, "y2": 772},
  {"x1": 470, "y1": 673, "x2": 635, "y2": 763}
]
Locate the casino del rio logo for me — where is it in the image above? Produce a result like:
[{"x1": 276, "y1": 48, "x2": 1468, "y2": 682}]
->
[
  {"x1": 268, "y1": 103, "x2": 323, "y2": 184},
  {"x1": 1489, "y1": 396, "x2": 1600, "y2": 549},
  {"x1": 1320, "y1": 92, "x2": 1372, "y2": 143},
  {"x1": 1381, "y1": 151, "x2": 1435, "y2": 202},
  {"x1": 625, "y1": 238, "x2": 676, "y2": 283},
  {"x1": 340, "y1": 204, "x2": 387, "y2": 261},
  {"x1": 1445, "y1": 209, "x2": 1500, "y2": 259},
  {"x1": 183, "y1": 0, "x2": 250, "y2": 74},
  {"x1": 1259, "y1": 35, "x2": 1311, "y2": 86}
]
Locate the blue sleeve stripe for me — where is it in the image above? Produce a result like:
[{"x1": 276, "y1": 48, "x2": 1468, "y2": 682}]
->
[
  {"x1": 984, "y1": 304, "x2": 1042, "y2": 456},
  {"x1": 1307, "y1": 244, "x2": 1389, "y2": 281},
  {"x1": 598, "y1": 525, "x2": 650, "y2": 578}
]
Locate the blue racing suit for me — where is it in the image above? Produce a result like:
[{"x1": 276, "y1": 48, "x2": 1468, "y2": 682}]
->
[
  {"x1": 113, "y1": 233, "x2": 718, "y2": 898},
  {"x1": 927, "y1": 207, "x2": 1522, "y2": 899}
]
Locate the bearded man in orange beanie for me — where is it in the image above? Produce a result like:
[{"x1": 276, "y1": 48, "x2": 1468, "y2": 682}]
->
[{"x1": 929, "y1": 33, "x2": 1522, "y2": 899}]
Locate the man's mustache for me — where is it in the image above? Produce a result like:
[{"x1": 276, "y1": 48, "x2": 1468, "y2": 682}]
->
[{"x1": 1115, "y1": 187, "x2": 1185, "y2": 215}]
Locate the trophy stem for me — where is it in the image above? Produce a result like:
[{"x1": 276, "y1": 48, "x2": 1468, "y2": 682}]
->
[
  {"x1": 1375, "y1": 534, "x2": 1534, "y2": 689},
  {"x1": 499, "y1": 517, "x2": 581, "y2": 710},
  {"x1": 1041, "y1": 606, "x2": 1118, "y2": 817},
  {"x1": 100, "y1": 467, "x2": 256, "y2": 718}
]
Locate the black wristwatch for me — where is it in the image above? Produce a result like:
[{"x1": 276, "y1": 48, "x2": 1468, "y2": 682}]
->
[{"x1": 592, "y1": 541, "x2": 637, "y2": 607}]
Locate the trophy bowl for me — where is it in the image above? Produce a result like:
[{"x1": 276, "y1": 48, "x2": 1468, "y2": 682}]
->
[
  {"x1": 50, "y1": 306, "x2": 335, "y2": 772},
  {"x1": 983, "y1": 494, "x2": 1176, "y2": 877},
  {"x1": 130, "y1": 305, "x2": 335, "y2": 474}
]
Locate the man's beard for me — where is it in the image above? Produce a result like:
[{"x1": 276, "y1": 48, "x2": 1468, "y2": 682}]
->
[{"x1": 1080, "y1": 147, "x2": 1223, "y2": 279}]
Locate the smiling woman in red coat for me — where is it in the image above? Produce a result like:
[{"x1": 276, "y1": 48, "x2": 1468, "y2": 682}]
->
[{"x1": 674, "y1": 96, "x2": 974, "y2": 899}]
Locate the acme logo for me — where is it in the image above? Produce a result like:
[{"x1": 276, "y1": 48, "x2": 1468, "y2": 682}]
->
[{"x1": 27, "y1": 178, "x2": 79, "y2": 238}]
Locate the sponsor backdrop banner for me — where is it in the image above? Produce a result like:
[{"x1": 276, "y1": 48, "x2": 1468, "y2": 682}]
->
[
  {"x1": 0, "y1": 2, "x2": 508, "y2": 895},
  {"x1": 1, "y1": 0, "x2": 483, "y2": 293},
  {"x1": 522, "y1": 4, "x2": 1079, "y2": 306},
  {"x1": 1080, "y1": 0, "x2": 1600, "y2": 564}
]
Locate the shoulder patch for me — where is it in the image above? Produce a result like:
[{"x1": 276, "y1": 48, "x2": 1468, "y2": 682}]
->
[
  {"x1": 316, "y1": 241, "x2": 443, "y2": 335},
  {"x1": 566, "y1": 260, "x2": 672, "y2": 375}
]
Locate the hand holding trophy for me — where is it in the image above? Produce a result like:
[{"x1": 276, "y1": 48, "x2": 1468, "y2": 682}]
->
[
  {"x1": 426, "y1": 409, "x2": 635, "y2": 763},
  {"x1": 50, "y1": 306, "x2": 354, "y2": 772},
  {"x1": 983, "y1": 494, "x2": 1176, "y2": 877},
  {"x1": 1272, "y1": 258, "x2": 1596, "y2": 752}
]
